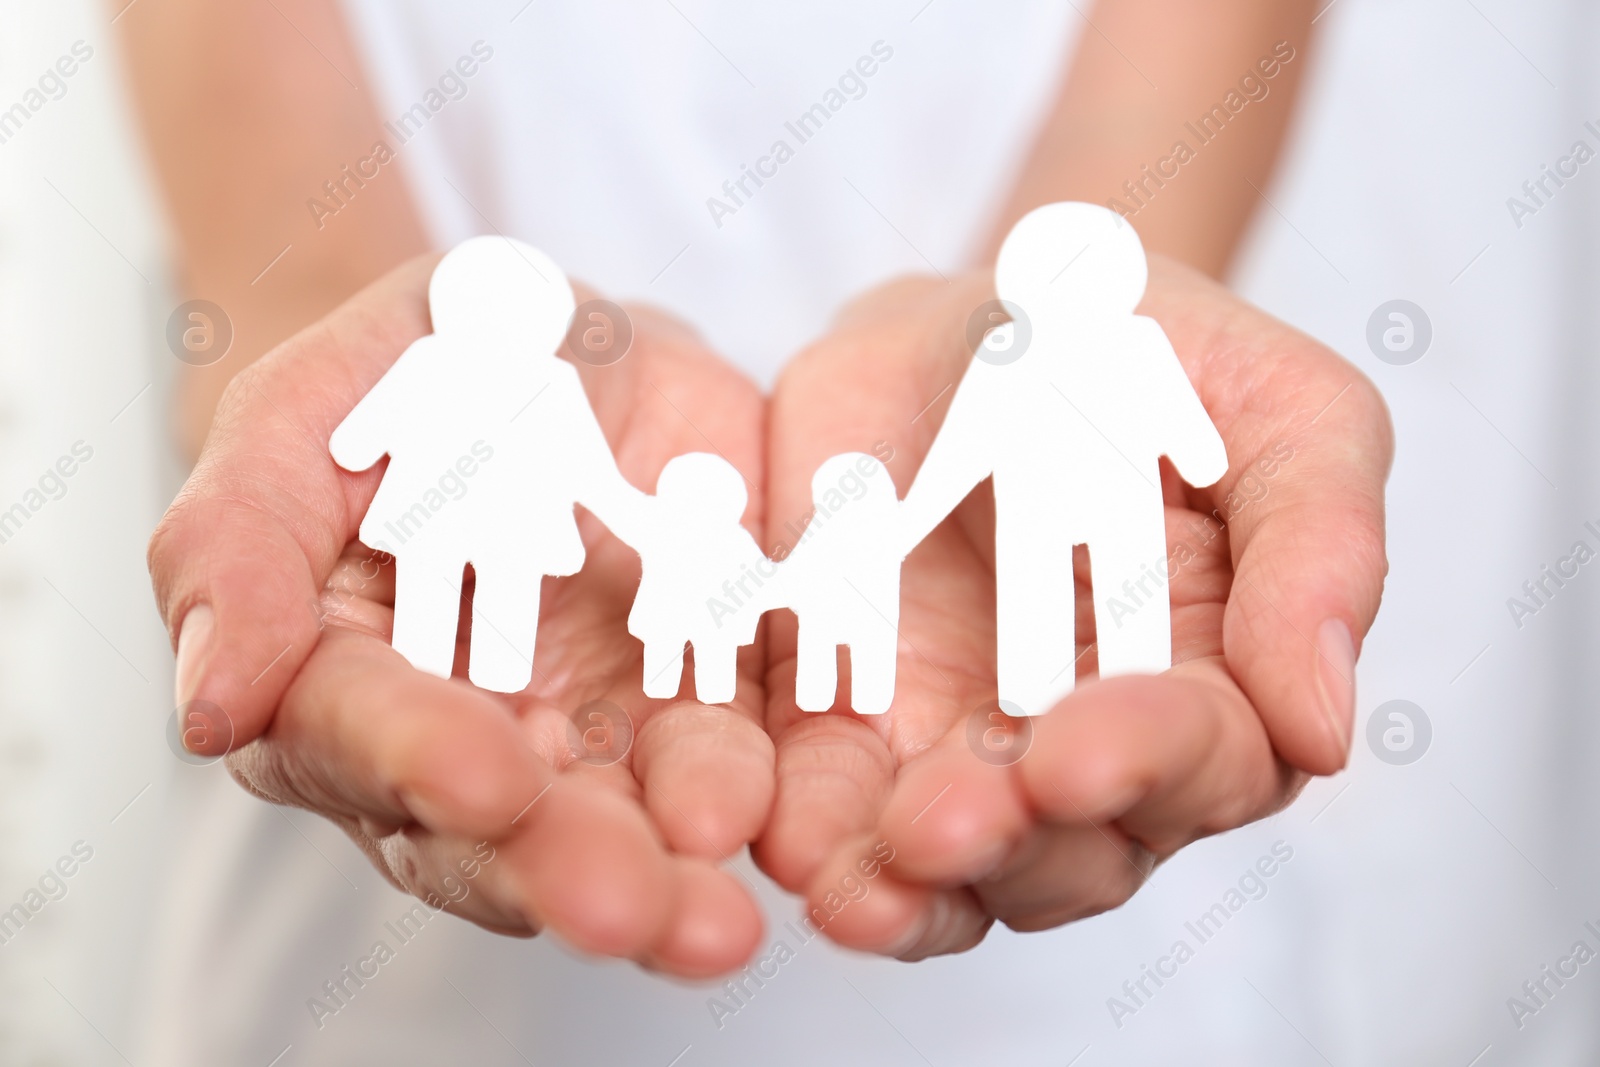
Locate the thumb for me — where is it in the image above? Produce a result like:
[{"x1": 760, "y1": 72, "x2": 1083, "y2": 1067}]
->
[
  {"x1": 149, "y1": 256, "x2": 437, "y2": 754},
  {"x1": 1220, "y1": 374, "x2": 1392, "y2": 776},
  {"x1": 1140, "y1": 256, "x2": 1394, "y2": 777}
]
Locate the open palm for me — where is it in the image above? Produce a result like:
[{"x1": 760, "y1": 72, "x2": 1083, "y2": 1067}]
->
[
  {"x1": 149, "y1": 255, "x2": 775, "y2": 977},
  {"x1": 755, "y1": 259, "x2": 1391, "y2": 957}
]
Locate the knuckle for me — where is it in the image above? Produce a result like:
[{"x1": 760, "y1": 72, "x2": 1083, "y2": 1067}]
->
[
  {"x1": 224, "y1": 742, "x2": 295, "y2": 807},
  {"x1": 1089, "y1": 853, "x2": 1147, "y2": 915}
]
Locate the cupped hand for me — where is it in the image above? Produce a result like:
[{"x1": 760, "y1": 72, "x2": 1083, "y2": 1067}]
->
[
  {"x1": 147, "y1": 254, "x2": 774, "y2": 977},
  {"x1": 755, "y1": 258, "x2": 1391, "y2": 957}
]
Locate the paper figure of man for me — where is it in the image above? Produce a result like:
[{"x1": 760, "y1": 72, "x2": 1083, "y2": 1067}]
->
[
  {"x1": 899, "y1": 202, "x2": 1229, "y2": 715},
  {"x1": 331, "y1": 236, "x2": 631, "y2": 693}
]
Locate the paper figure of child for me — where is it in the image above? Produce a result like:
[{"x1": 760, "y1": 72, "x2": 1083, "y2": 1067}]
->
[
  {"x1": 900, "y1": 202, "x2": 1228, "y2": 715},
  {"x1": 330, "y1": 236, "x2": 633, "y2": 694},
  {"x1": 604, "y1": 452, "x2": 771, "y2": 705},
  {"x1": 783, "y1": 453, "x2": 905, "y2": 715}
]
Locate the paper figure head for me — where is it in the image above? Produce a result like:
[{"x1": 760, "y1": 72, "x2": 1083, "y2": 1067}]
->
[
  {"x1": 656, "y1": 452, "x2": 747, "y2": 525},
  {"x1": 428, "y1": 235, "x2": 576, "y2": 353},
  {"x1": 995, "y1": 202, "x2": 1147, "y2": 317},
  {"x1": 811, "y1": 453, "x2": 896, "y2": 519}
]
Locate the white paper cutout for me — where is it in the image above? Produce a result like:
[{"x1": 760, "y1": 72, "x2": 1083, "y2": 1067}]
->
[
  {"x1": 331, "y1": 236, "x2": 633, "y2": 694},
  {"x1": 333, "y1": 204, "x2": 1226, "y2": 715},
  {"x1": 603, "y1": 452, "x2": 770, "y2": 706},
  {"x1": 782, "y1": 453, "x2": 906, "y2": 715},
  {"x1": 900, "y1": 202, "x2": 1228, "y2": 714}
]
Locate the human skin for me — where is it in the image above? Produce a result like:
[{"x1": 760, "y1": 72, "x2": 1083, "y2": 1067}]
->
[
  {"x1": 117, "y1": 0, "x2": 1314, "y2": 454},
  {"x1": 148, "y1": 262, "x2": 776, "y2": 976},
  {"x1": 127, "y1": 0, "x2": 1339, "y2": 971},
  {"x1": 145, "y1": 249, "x2": 1391, "y2": 969},
  {"x1": 759, "y1": 261, "x2": 1389, "y2": 956}
]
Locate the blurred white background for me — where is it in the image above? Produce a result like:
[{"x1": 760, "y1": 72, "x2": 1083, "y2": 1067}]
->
[{"x1": 3, "y1": 0, "x2": 1599, "y2": 1064}]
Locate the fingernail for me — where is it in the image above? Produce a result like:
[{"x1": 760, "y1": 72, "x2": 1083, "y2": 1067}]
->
[
  {"x1": 174, "y1": 604, "x2": 215, "y2": 708},
  {"x1": 1315, "y1": 618, "x2": 1356, "y2": 758},
  {"x1": 886, "y1": 893, "x2": 944, "y2": 960}
]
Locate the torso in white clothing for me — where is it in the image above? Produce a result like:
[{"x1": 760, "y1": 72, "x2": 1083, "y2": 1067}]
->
[{"x1": 342, "y1": 0, "x2": 1076, "y2": 385}]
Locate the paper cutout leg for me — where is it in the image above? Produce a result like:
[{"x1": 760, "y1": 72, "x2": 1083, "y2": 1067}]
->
[
  {"x1": 691, "y1": 640, "x2": 739, "y2": 706},
  {"x1": 391, "y1": 558, "x2": 466, "y2": 679},
  {"x1": 468, "y1": 557, "x2": 543, "y2": 693},
  {"x1": 1088, "y1": 496, "x2": 1173, "y2": 678},
  {"x1": 794, "y1": 623, "x2": 839, "y2": 712},
  {"x1": 784, "y1": 454, "x2": 908, "y2": 715},
  {"x1": 792, "y1": 621, "x2": 897, "y2": 716},
  {"x1": 642, "y1": 640, "x2": 687, "y2": 700},
  {"x1": 846, "y1": 622, "x2": 898, "y2": 715},
  {"x1": 994, "y1": 496, "x2": 1077, "y2": 717}
]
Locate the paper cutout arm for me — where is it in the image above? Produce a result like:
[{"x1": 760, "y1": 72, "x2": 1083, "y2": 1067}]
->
[
  {"x1": 897, "y1": 362, "x2": 998, "y2": 553},
  {"x1": 582, "y1": 464, "x2": 655, "y2": 549},
  {"x1": 1136, "y1": 318, "x2": 1229, "y2": 488},
  {"x1": 329, "y1": 337, "x2": 435, "y2": 472},
  {"x1": 557, "y1": 369, "x2": 654, "y2": 547}
]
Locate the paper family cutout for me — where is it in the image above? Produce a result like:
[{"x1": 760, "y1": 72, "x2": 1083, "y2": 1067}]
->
[{"x1": 332, "y1": 202, "x2": 1227, "y2": 716}]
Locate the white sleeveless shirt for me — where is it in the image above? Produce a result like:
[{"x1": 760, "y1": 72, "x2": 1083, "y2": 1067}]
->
[
  {"x1": 140, "y1": 6, "x2": 1088, "y2": 1066},
  {"x1": 341, "y1": 0, "x2": 1076, "y2": 385},
  {"x1": 133, "y1": 4, "x2": 1600, "y2": 1065}
]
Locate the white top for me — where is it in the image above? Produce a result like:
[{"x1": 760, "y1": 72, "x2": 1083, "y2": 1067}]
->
[
  {"x1": 124, "y1": 1, "x2": 1600, "y2": 1065},
  {"x1": 341, "y1": 0, "x2": 1075, "y2": 386}
]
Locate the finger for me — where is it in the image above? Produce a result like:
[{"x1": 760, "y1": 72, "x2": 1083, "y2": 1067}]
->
[
  {"x1": 1016, "y1": 670, "x2": 1293, "y2": 855},
  {"x1": 757, "y1": 278, "x2": 990, "y2": 894},
  {"x1": 230, "y1": 626, "x2": 547, "y2": 840},
  {"x1": 374, "y1": 832, "x2": 538, "y2": 938},
  {"x1": 642, "y1": 857, "x2": 765, "y2": 978},
  {"x1": 873, "y1": 740, "x2": 1031, "y2": 887},
  {"x1": 752, "y1": 714, "x2": 895, "y2": 892},
  {"x1": 970, "y1": 822, "x2": 1154, "y2": 932},
  {"x1": 803, "y1": 836, "x2": 991, "y2": 960},
  {"x1": 504, "y1": 777, "x2": 677, "y2": 960},
  {"x1": 634, "y1": 694, "x2": 776, "y2": 860},
  {"x1": 1144, "y1": 257, "x2": 1393, "y2": 775},
  {"x1": 1221, "y1": 403, "x2": 1389, "y2": 774},
  {"x1": 149, "y1": 256, "x2": 438, "y2": 752},
  {"x1": 369, "y1": 779, "x2": 686, "y2": 965}
]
